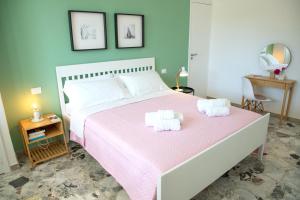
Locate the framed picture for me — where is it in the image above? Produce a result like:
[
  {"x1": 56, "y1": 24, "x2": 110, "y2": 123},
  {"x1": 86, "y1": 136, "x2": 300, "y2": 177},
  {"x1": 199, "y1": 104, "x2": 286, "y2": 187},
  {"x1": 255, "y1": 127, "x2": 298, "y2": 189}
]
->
[
  {"x1": 115, "y1": 13, "x2": 144, "y2": 49},
  {"x1": 68, "y1": 10, "x2": 107, "y2": 51}
]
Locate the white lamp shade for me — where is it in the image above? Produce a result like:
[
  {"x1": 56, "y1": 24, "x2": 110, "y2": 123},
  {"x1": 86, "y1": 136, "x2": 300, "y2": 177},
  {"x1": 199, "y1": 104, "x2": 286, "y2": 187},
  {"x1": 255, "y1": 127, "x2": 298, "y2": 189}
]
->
[{"x1": 179, "y1": 66, "x2": 189, "y2": 77}]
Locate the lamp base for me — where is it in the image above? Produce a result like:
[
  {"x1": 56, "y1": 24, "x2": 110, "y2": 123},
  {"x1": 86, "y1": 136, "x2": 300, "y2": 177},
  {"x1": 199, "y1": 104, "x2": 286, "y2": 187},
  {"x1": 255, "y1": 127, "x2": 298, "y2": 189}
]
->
[
  {"x1": 32, "y1": 111, "x2": 43, "y2": 123},
  {"x1": 32, "y1": 118, "x2": 44, "y2": 123}
]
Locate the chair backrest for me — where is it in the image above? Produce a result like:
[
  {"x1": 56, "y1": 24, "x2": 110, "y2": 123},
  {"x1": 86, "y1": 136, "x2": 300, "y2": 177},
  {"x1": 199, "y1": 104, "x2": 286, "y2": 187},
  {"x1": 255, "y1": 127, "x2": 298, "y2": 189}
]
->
[{"x1": 242, "y1": 78, "x2": 255, "y2": 100}]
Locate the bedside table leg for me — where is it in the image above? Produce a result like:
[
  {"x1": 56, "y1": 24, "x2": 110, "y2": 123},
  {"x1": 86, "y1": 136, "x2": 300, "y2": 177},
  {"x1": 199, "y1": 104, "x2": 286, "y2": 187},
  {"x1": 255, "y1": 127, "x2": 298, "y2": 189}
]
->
[
  {"x1": 19, "y1": 127, "x2": 28, "y2": 156},
  {"x1": 25, "y1": 145, "x2": 34, "y2": 166},
  {"x1": 22, "y1": 139, "x2": 28, "y2": 156},
  {"x1": 31, "y1": 162, "x2": 36, "y2": 169},
  {"x1": 62, "y1": 134, "x2": 69, "y2": 153}
]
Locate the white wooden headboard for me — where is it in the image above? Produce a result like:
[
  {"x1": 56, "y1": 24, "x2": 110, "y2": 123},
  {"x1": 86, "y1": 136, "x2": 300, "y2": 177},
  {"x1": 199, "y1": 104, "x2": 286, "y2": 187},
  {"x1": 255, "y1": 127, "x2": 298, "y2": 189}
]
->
[{"x1": 56, "y1": 57, "x2": 155, "y2": 139}]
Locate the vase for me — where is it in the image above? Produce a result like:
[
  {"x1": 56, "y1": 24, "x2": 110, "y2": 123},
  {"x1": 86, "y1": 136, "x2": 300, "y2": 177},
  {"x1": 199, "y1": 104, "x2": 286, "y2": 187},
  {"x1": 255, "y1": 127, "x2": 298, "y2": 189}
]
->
[
  {"x1": 269, "y1": 71, "x2": 275, "y2": 79},
  {"x1": 277, "y1": 74, "x2": 286, "y2": 80}
]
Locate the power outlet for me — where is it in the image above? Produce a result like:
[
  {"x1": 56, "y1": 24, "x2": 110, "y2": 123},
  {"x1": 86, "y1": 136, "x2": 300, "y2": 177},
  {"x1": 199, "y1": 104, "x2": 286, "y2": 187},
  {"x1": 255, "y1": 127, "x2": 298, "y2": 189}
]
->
[
  {"x1": 31, "y1": 87, "x2": 42, "y2": 95},
  {"x1": 161, "y1": 68, "x2": 167, "y2": 74}
]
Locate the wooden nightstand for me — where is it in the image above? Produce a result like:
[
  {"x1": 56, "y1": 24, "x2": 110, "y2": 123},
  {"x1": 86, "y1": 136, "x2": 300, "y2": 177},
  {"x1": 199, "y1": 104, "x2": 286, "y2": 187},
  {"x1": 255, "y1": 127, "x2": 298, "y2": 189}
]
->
[{"x1": 19, "y1": 113, "x2": 69, "y2": 167}]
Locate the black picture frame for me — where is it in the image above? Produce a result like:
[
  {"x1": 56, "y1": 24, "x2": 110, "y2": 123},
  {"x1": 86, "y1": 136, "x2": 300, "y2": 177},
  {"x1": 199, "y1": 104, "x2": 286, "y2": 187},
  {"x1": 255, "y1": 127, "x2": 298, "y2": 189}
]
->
[
  {"x1": 68, "y1": 10, "x2": 107, "y2": 51},
  {"x1": 115, "y1": 13, "x2": 144, "y2": 49}
]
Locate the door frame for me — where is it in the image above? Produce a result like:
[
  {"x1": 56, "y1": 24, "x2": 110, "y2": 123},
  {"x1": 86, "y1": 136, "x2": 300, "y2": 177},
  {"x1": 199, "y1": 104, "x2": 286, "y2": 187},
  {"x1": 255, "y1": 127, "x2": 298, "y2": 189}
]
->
[
  {"x1": 188, "y1": 0, "x2": 212, "y2": 70},
  {"x1": 187, "y1": 0, "x2": 212, "y2": 96}
]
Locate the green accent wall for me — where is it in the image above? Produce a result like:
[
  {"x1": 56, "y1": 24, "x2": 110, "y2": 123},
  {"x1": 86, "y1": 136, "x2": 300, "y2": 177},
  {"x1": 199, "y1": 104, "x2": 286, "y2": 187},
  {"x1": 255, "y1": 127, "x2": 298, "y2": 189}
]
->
[{"x1": 0, "y1": 0, "x2": 190, "y2": 152}]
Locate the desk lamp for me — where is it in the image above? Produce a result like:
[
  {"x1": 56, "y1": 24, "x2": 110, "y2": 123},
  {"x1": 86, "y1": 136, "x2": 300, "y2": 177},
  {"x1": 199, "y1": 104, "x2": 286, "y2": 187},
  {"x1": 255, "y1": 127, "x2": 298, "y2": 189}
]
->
[
  {"x1": 175, "y1": 66, "x2": 189, "y2": 91},
  {"x1": 31, "y1": 87, "x2": 43, "y2": 122}
]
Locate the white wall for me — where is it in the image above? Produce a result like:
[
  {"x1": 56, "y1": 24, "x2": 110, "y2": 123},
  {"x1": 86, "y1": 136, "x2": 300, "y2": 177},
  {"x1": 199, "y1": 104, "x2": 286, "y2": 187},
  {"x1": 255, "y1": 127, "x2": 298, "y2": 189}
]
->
[{"x1": 208, "y1": 0, "x2": 300, "y2": 119}]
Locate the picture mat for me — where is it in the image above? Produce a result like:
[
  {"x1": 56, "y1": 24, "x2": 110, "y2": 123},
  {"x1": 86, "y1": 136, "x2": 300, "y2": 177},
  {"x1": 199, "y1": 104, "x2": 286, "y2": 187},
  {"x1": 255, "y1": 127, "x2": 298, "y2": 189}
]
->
[
  {"x1": 117, "y1": 15, "x2": 143, "y2": 48},
  {"x1": 71, "y1": 12, "x2": 105, "y2": 50}
]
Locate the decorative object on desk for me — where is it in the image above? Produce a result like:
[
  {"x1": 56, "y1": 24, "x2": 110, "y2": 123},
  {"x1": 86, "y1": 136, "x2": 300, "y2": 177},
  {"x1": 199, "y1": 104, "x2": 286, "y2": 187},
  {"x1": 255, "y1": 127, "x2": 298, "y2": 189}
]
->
[
  {"x1": 273, "y1": 68, "x2": 281, "y2": 79},
  {"x1": 259, "y1": 43, "x2": 291, "y2": 78},
  {"x1": 68, "y1": 10, "x2": 107, "y2": 51},
  {"x1": 175, "y1": 66, "x2": 189, "y2": 92},
  {"x1": 269, "y1": 71, "x2": 275, "y2": 79},
  {"x1": 274, "y1": 68, "x2": 281, "y2": 76},
  {"x1": 274, "y1": 67, "x2": 287, "y2": 80},
  {"x1": 31, "y1": 87, "x2": 43, "y2": 122},
  {"x1": 115, "y1": 13, "x2": 144, "y2": 48}
]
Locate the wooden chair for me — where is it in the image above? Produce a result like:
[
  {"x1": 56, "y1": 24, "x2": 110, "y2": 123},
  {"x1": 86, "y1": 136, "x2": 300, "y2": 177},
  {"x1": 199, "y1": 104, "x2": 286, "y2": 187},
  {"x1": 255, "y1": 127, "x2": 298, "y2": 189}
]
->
[{"x1": 241, "y1": 78, "x2": 271, "y2": 112}]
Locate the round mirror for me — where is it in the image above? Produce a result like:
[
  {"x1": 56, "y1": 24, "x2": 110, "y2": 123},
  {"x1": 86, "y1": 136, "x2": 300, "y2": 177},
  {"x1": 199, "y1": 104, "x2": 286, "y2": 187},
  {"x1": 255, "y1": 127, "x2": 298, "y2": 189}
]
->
[{"x1": 259, "y1": 43, "x2": 291, "y2": 71}]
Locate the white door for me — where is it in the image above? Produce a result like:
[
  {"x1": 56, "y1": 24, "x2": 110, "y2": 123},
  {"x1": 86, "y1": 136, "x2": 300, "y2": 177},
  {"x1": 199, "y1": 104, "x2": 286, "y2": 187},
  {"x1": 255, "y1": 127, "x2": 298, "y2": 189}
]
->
[{"x1": 188, "y1": 0, "x2": 212, "y2": 97}]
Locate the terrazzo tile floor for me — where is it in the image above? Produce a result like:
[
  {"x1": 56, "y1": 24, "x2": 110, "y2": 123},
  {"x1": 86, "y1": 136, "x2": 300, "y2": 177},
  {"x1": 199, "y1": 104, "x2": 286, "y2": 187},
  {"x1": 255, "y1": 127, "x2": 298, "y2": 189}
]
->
[{"x1": 0, "y1": 116, "x2": 299, "y2": 200}]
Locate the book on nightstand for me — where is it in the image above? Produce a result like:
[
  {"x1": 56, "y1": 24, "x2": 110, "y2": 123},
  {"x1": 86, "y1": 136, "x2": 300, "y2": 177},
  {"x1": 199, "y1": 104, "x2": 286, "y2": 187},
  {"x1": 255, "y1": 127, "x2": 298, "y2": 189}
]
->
[
  {"x1": 28, "y1": 130, "x2": 46, "y2": 141},
  {"x1": 47, "y1": 114, "x2": 61, "y2": 123}
]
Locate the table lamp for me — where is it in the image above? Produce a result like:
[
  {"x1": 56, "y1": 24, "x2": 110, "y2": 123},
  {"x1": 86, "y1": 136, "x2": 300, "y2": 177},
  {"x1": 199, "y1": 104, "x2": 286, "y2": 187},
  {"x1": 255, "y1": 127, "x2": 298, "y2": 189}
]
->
[
  {"x1": 31, "y1": 87, "x2": 43, "y2": 122},
  {"x1": 175, "y1": 66, "x2": 189, "y2": 91}
]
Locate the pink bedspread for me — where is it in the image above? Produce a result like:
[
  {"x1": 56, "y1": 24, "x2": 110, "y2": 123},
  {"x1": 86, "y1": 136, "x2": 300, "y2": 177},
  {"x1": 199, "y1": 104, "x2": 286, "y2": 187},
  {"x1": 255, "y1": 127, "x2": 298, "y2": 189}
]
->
[{"x1": 71, "y1": 92, "x2": 261, "y2": 200}]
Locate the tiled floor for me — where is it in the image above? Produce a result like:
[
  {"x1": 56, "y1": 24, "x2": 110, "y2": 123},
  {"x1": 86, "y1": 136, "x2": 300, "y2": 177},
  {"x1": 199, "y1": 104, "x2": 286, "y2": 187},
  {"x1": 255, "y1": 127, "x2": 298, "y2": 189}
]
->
[{"x1": 0, "y1": 116, "x2": 299, "y2": 200}]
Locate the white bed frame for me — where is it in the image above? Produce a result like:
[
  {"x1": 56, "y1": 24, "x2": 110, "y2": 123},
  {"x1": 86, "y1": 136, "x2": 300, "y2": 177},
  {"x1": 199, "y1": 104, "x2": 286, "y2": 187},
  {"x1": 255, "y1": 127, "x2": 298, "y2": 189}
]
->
[
  {"x1": 56, "y1": 57, "x2": 156, "y2": 141},
  {"x1": 56, "y1": 57, "x2": 270, "y2": 200}
]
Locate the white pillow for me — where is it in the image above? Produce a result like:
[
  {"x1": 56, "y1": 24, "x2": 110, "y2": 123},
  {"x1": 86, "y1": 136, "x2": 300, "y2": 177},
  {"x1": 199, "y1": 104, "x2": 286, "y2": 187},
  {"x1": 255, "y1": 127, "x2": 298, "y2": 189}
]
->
[
  {"x1": 65, "y1": 103, "x2": 73, "y2": 115},
  {"x1": 63, "y1": 77, "x2": 129, "y2": 111},
  {"x1": 119, "y1": 71, "x2": 169, "y2": 96}
]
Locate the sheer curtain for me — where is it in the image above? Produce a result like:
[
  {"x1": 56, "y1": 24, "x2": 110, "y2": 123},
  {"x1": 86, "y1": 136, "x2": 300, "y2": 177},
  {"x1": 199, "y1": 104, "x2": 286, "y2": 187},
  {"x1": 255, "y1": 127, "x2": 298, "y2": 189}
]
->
[{"x1": 0, "y1": 93, "x2": 18, "y2": 173}]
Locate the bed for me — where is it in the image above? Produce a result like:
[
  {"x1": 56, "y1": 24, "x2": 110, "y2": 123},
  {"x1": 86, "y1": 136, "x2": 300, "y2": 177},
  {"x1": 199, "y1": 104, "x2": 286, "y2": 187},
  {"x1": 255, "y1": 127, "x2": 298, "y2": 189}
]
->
[{"x1": 56, "y1": 57, "x2": 269, "y2": 200}]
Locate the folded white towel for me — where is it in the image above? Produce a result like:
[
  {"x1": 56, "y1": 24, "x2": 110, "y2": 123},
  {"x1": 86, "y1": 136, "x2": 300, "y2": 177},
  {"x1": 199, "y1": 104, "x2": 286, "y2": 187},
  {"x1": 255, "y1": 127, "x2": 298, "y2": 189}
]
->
[
  {"x1": 197, "y1": 99, "x2": 231, "y2": 112},
  {"x1": 154, "y1": 118, "x2": 181, "y2": 132},
  {"x1": 197, "y1": 100, "x2": 208, "y2": 113},
  {"x1": 175, "y1": 112, "x2": 184, "y2": 122},
  {"x1": 157, "y1": 110, "x2": 175, "y2": 120},
  {"x1": 205, "y1": 107, "x2": 230, "y2": 117},
  {"x1": 145, "y1": 112, "x2": 184, "y2": 127},
  {"x1": 197, "y1": 98, "x2": 231, "y2": 117}
]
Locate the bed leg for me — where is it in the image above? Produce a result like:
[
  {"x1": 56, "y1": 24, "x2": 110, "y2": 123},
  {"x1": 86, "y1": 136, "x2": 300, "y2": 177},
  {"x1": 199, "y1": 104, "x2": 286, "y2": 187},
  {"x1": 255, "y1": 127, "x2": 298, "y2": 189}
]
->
[{"x1": 257, "y1": 144, "x2": 265, "y2": 161}]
